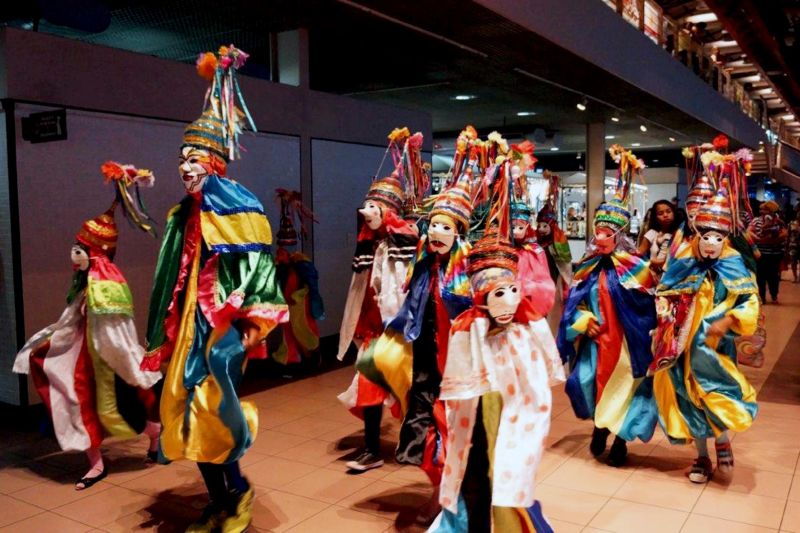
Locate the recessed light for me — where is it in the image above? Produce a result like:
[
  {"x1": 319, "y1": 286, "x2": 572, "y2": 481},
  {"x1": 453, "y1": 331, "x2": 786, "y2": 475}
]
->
[
  {"x1": 516, "y1": 111, "x2": 537, "y2": 116},
  {"x1": 605, "y1": 135, "x2": 615, "y2": 139},
  {"x1": 669, "y1": 137, "x2": 676, "y2": 142},
  {"x1": 550, "y1": 147, "x2": 560, "y2": 151},
  {"x1": 453, "y1": 95, "x2": 476, "y2": 101},
  {"x1": 640, "y1": 124, "x2": 648, "y2": 132},
  {"x1": 653, "y1": 159, "x2": 659, "y2": 163},
  {"x1": 631, "y1": 143, "x2": 641, "y2": 147}
]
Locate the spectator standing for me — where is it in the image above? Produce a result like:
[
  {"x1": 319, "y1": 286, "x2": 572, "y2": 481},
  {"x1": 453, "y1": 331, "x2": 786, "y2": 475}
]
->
[{"x1": 748, "y1": 200, "x2": 789, "y2": 303}]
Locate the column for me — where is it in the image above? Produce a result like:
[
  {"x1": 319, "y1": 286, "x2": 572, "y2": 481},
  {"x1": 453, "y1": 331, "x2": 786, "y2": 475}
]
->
[{"x1": 585, "y1": 121, "x2": 606, "y2": 240}]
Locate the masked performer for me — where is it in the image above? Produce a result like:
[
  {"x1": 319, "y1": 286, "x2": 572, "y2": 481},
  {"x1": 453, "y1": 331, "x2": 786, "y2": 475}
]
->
[
  {"x1": 535, "y1": 175, "x2": 572, "y2": 333},
  {"x1": 270, "y1": 189, "x2": 324, "y2": 367},
  {"x1": 557, "y1": 146, "x2": 658, "y2": 467},
  {"x1": 373, "y1": 176, "x2": 474, "y2": 523},
  {"x1": 430, "y1": 177, "x2": 564, "y2": 532},
  {"x1": 512, "y1": 200, "x2": 556, "y2": 317},
  {"x1": 653, "y1": 185, "x2": 759, "y2": 484},
  {"x1": 336, "y1": 173, "x2": 419, "y2": 472},
  {"x1": 142, "y1": 46, "x2": 288, "y2": 532},
  {"x1": 14, "y1": 162, "x2": 161, "y2": 490}
]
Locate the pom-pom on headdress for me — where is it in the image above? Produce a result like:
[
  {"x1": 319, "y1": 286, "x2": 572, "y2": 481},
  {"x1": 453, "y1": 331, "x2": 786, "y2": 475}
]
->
[
  {"x1": 183, "y1": 45, "x2": 257, "y2": 162},
  {"x1": 100, "y1": 161, "x2": 157, "y2": 238}
]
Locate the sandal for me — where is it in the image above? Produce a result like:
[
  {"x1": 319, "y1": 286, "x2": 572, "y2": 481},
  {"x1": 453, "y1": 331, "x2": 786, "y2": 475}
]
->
[
  {"x1": 715, "y1": 441, "x2": 734, "y2": 473},
  {"x1": 75, "y1": 468, "x2": 107, "y2": 490},
  {"x1": 688, "y1": 456, "x2": 713, "y2": 484}
]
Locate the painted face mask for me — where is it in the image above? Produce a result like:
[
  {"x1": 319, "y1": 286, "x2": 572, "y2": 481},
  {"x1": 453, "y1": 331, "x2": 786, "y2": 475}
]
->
[
  {"x1": 537, "y1": 222, "x2": 551, "y2": 237},
  {"x1": 179, "y1": 146, "x2": 212, "y2": 194},
  {"x1": 428, "y1": 214, "x2": 457, "y2": 254},
  {"x1": 698, "y1": 230, "x2": 725, "y2": 260},
  {"x1": 594, "y1": 226, "x2": 619, "y2": 255},
  {"x1": 359, "y1": 200, "x2": 383, "y2": 231},
  {"x1": 70, "y1": 244, "x2": 90, "y2": 271},
  {"x1": 486, "y1": 282, "x2": 521, "y2": 326},
  {"x1": 513, "y1": 221, "x2": 529, "y2": 241}
]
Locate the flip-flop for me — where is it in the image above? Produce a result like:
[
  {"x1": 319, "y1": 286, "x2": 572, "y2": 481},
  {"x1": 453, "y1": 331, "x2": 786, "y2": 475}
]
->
[{"x1": 75, "y1": 468, "x2": 107, "y2": 490}]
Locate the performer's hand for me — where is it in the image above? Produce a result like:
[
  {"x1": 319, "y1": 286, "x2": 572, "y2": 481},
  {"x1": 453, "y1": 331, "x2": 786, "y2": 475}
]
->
[
  {"x1": 586, "y1": 318, "x2": 602, "y2": 338},
  {"x1": 239, "y1": 322, "x2": 261, "y2": 350},
  {"x1": 708, "y1": 316, "x2": 734, "y2": 338}
]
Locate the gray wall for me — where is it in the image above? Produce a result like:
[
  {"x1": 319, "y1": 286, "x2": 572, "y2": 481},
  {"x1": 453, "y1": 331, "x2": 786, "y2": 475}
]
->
[{"x1": 0, "y1": 28, "x2": 431, "y2": 405}]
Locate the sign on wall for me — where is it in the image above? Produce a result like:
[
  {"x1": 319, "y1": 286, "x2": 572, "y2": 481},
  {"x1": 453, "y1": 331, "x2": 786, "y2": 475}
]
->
[{"x1": 21, "y1": 109, "x2": 68, "y2": 143}]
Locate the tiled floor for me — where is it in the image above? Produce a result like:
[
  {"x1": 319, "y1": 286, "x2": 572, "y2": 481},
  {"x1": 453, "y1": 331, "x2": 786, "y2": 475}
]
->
[{"x1": 2, "y1": 280, "x2": 800, "y2": 532}]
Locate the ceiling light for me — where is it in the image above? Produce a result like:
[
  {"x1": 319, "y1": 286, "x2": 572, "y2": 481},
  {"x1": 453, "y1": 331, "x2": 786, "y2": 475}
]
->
[
  {"x1": 576, "y1": 152, "x2": 582, "y2": 159},
  {"x1": 781, "y1": 114, "x2": 795, "y2": 120},
  {"x1": 759, "y1": 140, "x2": 765, "y2": 144},
  {"x1": 685, "y1": 12, "x2": 718, "y2": 24},
  {"x1": 669, "y1": 137, "x2": 676, "y2": 142},
  {"x1": 611, "y1": 116, "x2": 620, "y2": 123},
  {"x1": 550, "y1": 147, "x2": 560, "y2": 151},
  {"x1": 755, "y1": 88, "x2": 774, "y2": 95},
  {"x1": 631, "y1": 143, "x2": 641, "y2": 147},
  {"x1": 605, "y1": 135, "x2": 615, "y2": 139},
  {"x1": 453, "y1": 95, "x2": 476, "y2": 101},
  {"x1": 653, "y1": 159, "x2": 660, "y2": 163},
  {"x1": 640, "y1": 124, "x2": 647, "y2": 132},
  {"x1": 576, "y1": 97, "x2": 588, "y2": 111},
  {"x1": 738, "y1": 74, "x2": 761, "y2": 83},
  {"x1": 516, "y1": 111, "x2": 537, "y2": 116}
]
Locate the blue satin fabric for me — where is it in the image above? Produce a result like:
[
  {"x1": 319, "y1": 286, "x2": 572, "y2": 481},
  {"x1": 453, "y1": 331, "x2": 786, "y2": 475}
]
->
[{"x1": 659, "y1": 253, "x2": 756, "y2": 295}]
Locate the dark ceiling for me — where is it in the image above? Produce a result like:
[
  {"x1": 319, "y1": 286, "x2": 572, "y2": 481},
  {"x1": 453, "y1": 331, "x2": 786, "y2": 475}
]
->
[{"x1": 0, "y1": 0, "x2": 783, "y2": 166}]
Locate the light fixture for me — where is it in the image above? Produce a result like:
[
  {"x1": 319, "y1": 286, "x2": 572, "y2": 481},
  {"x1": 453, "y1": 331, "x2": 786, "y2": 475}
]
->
[
  {"x1": 669, "y1": 137, "x2": 676, "y2": 142},
  {"x1": 611, "y1": 112, "x2": 620, "y2": 123},
  {"x1": 653, "y1": 159, "x2": 660, "y2": 163},
  {"x1": 576, "y1": 97, "x2": 587, "y2": 111},
  {"x1": 782, "y1": 113, "x2": 795, "y2": 120},
  {"x1": 631, "y1": 142, "x2": 641, "y2": 147},
  {"x1": 685, "y1": 12, "x2": 718, "y2": 24},
  {"x1": 640, "y1": 124, "x2": 648, "y2": 132},
  {"x1": 759, "y1": 140, "x2": 765, "y2": 144},
  {"x1": 453, "y1": 95, "x2": 476, "y2": 101},
  {"x1": 576, "y1": 152, "x2": 583, "y2": 159},
  {"x1": 550, "y1": 147, "x2": 560, "y2": 151},
  {"x1": 516, "y1": 111, "x2": 537, "y2": 116},
  {"x1": 605, "y1": 135, "x2": 615, "y2": 140}
]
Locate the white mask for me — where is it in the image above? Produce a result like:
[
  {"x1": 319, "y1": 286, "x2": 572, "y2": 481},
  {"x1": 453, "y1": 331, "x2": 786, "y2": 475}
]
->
[
  {"x1": 179, "y1": 146, "x2": 211, "y2": 194},
  {"x1": 71, "y1": 244, "x2": 90, "y2": 271},
  {"x1": 486, "y1": 282, "x2": 521, "y2": 325},
  {"x1": 537, "y1": 222, "x2": 551, "y2": 236},
  {"x1": 359, "y1": 200, "x2": 383, "y2": 231},
  {"x1": 513, "y1": 221, "x2": 529, "y2": 241},
  {"x1": 698, "y1": 230, "x2": 725, "y2": 260},
  {"x1": 428, "y1": 215, "x2": 457, "y2": 254}
]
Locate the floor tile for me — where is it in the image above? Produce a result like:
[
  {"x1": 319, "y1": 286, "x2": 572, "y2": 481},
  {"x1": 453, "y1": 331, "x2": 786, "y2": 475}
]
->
[
  {"x1": 279, "y1": 466, "x2": 377, "y2": 504},
  {"x1": 250, "y1": 429, "x2": 311, "y2": 456},
  {"x1": 11, "y1": 472, "x2": 111, "y2": 510},
  {"x1": 0, "y1": 510, "x2": 91, "y2": 532},
  {"x1": 680, "y1": 513, "x2": 779, "y2": 533},
  {"x1": 589, "y1": 498, "x2": 688, "y2": 533},
  {"x1": 789, "y1": 475, "x2": 800, "y2": 502},
  {"x1": 275, "y1": 438, "x2": 344, "y2": 467},
  {"x1": 0, "y1": 460, "x2": 67, "y2": 494},
  {"x1": 244, "y1": 456, "x2": 319, "y2": 490},
  {"x1": 272, "y1": 415, "x2": 345, "y2": 439},
  {"x1": 544, "y1": 457, "x2": 633, "y2": 496},
  {"x1": 287, "y1": 505, "x2": 392, "y2": 532},
  {"x1": 709, "y1": 466, "x2": 793, "y2": 499},
  {"x1": 335, "y1": 480, "x2": 431, "y2": 521},
  {"x1": 52, "y1": 486, "x2": 154, "y2": 528},
  {"x1": 693, "y1": 488, "x2": 786, "y2": 529},
  {"x1": 534, "y1": 484, "x2": 609, "y2": 525},
  {"x1": 250, "y1": 490, "x2": 330, "y2": 532},
  {"x1": 0, "y1": 493, "x2": 44, "y2": 528},
  {"x1": 784, "y1": 500, "x2": 800, "y2": 533},
  {"x1": 614, "y1": 471, "x2": 704, "y2": 512},
  {"x1": 543, "y1": 518, "x2": 582, "y2": 532}
]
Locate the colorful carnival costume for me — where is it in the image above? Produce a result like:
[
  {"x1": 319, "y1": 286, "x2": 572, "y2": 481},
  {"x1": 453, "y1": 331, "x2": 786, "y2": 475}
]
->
[
  {"x1": 535, "y1": 176, "x2": 572, "y2": 334},
  {"x1": 143, "y1": 46, "x2": 288, "y2": 532},
  {"x1": 14, "y1": 162, "x2": 161, "y2": 490},
  {"x1": 270, "y1": 189, "x2": 324, "y2": 366},
  {"x1": 336, "y1": 173, "x2": 419, "y2": 471},
  {"x1": 653, "y1": 186, "x2": 759, "y2": 484},
  {"x1": 373, "y1": 176, "x2": 474, "y2": 522},
  {"x1": 512, "y1": 201, "x2": 556, "y2": 317},
  {"x1": 557, "y1": 146, "x2": 658, "y2": 467},
  {"x1": 429, "y1": 179, "x2": 564, "y2": 532}
]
